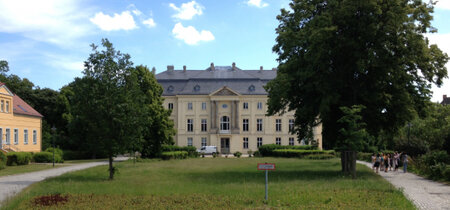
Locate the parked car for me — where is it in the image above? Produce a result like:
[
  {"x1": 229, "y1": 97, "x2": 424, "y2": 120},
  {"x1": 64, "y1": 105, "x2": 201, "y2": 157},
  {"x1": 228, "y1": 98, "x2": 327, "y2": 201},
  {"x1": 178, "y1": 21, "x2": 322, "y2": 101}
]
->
[{"x1": 197, "y1": 146, "x2": 218, "y2": 154}]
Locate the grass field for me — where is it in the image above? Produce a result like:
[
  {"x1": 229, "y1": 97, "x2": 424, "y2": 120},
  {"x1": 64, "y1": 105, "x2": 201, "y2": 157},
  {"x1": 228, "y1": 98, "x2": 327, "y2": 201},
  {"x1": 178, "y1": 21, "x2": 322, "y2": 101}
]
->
[
  {"x1": 0, "y1": 164, "x2": 65, "y2": 177},
  {"x1": 1, "y1": 158, "x2": 415, "y2": 209}
]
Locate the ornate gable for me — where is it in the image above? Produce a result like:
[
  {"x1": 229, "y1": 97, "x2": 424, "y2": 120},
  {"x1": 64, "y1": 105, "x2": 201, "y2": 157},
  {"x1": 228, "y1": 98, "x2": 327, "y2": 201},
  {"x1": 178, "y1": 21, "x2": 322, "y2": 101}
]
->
[{"x1": 211, "y1": 86, "x2": 240, "y2": 96}]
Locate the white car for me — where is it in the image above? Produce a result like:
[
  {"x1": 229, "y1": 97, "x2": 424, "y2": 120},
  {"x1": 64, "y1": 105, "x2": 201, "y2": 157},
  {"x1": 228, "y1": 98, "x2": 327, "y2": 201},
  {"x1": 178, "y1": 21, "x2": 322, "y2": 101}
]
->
[{"x1": 197, "y1": 146, "x2": 218, "y2": 154}]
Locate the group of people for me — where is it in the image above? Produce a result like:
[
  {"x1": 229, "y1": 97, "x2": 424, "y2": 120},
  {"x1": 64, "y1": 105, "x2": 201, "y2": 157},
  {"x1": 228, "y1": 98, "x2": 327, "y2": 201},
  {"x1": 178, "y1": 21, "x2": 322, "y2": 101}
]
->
[{"x1": 371, "y1": 152, "x2": 409, "y2": 174}]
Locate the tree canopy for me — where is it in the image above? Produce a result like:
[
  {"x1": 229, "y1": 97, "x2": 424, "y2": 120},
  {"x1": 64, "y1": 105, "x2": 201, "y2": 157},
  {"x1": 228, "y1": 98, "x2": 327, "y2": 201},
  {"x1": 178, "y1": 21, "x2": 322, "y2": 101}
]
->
[{"x1": 266, "y1": 0, "x2": 449, "y2": 151}]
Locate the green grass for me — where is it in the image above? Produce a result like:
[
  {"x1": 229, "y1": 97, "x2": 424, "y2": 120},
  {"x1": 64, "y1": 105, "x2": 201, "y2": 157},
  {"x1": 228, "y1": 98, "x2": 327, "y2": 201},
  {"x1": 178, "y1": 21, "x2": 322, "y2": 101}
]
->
[
  {"x1": 0, "y1": 164, "x2": 65, "y2": 177},
  {"x1": 63, "y1": 158, "x2": 108, "y2": 164},
  {"x1": 1, "y1": 158, "x2": 415, "y2": 209}
]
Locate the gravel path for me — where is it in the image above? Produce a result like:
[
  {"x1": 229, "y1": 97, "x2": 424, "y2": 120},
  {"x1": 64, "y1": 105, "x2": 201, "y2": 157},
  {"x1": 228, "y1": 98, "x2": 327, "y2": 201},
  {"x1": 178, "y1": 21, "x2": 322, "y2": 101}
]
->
[
  {"x1": 0, "y1": 157, "x2": 128, "y2": 205},
  {"x1": 358, "y1": 160, "x2": 450, "y2": 210}
]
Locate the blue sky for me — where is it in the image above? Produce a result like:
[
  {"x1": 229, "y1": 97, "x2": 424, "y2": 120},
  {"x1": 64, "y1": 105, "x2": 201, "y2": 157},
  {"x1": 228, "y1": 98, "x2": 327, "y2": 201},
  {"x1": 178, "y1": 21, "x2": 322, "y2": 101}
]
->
[{"x1": 0, "y1": 0, "x2": 449, "y2": 102}]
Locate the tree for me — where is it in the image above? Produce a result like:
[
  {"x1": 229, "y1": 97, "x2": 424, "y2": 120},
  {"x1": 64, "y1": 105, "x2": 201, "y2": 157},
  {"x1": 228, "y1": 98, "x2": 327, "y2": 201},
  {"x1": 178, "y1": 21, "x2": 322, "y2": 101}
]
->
[
  {"x1": 266, "y1": 0, "x2": 448, "y2": 172},
  {"x1": 0, "y1": 60, "x2": 8, "y2": 74}
]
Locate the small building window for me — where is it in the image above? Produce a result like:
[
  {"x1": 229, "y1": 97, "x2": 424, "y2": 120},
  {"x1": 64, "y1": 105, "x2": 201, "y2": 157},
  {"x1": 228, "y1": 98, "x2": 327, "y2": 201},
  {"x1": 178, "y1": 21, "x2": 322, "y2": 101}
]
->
[
  {"x1": 194, "y1": 85, "x2": 200, "y2": 92},
  {"x1": 187, "y1": 119, "x2": 194, "y2": 132},
  {"x1": 276, "y1": 137, "x2": 281, "y2": 145},
  {"x1": 202, "y1": 102, "x2": 207, "y2": 110},
  {"x1": 14, "y1": 129, "x2": 18, "y2": 145},
  {"x1": 289, "y1": 119, "x2": 295, "y2": 132},
  {"x1": 167, "y1": 85, "x2": 174, "y2": 92},
  {"x1": 5, "y1": 101, "x2": 9, "y2": 113},
  {"x1": 201, "y1": 119, "x2": 207, "y2": 132},
  {"x1": 187, "y1": 137, "x2": 193, "y2": 146},
  {"x1": 24, "y1": 129, "x2": 28, "y2": 145},
  {"x1": 243, "y1": 119, "x2": 249, "y2": 132},
  {"x1": 220, "y1": 116, "x2": 230, "y2": 131},
  {"x1": 187, "y1": 102, "x2": 193, "y2": 110},
  {"x1": 276, "y1": 119, "x2": 282, "y2": 132},
  {"x1": 201, "y1": 137, "x2": 207, "y2": 147},
  {"x1": 257, "y1": 119, "x2": 263, "y2": 131},
  {"x1": 33, "y1": 130, "x2": 37, "y2": 144},
  {"x1": 257, "y1": 102, "x2": 263, "y2": 110},
  {"x1": 5, "y1": 128, "x2": 10, "y2": 144},
  {"x1": 257, "y1": 137, "x2": 263, "y2": 147},
  {"x1": 243, "y1": 137, "x2": 249, "y2": 149},
  {"x1": 1, "y1": 100, "x2": 4, "y2": 112},
  {"x1": 289, "y1": 137, "x2": 295, "y2": 146},
  {"x1": 243, "y1": 102, "x2": 248, "y2": 109},
  {"x1": 168, "y1": 103, "x2": 173, "y2": 110}
]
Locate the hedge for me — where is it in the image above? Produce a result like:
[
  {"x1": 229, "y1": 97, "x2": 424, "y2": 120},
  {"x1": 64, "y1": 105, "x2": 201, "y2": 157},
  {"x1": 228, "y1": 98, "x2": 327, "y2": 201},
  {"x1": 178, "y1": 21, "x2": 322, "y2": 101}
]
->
[
  {"x1": 6, "y1": 152, "x2": 32, "y2": 166},
  {"x1": 33, "y1": 152, "x2": 64, "y2": 163},
  {"x1": 161, "y1": 151, "x2": 188, "y2": 160},
  {"x1": 258, "y1": 144, "x2": 318, "y2": 157},
  {"x1": 0, "y1": 152, "x2": 6, "y2": 170},
  {"x1": 44, "y1": 148, "x2": 64, "y2": 159},
  {"x1": 271, "y1": 149, "x2": 335, "y2": 158},
  {"x1": 357, "y1": 152, "x2": 373, "y2": 162},
  {"x1": 161, "y1": 145, "x2": 198, "y2": 157},
  {"x1": 303, "y1": 154, "x2": 335, "y2": 160}
]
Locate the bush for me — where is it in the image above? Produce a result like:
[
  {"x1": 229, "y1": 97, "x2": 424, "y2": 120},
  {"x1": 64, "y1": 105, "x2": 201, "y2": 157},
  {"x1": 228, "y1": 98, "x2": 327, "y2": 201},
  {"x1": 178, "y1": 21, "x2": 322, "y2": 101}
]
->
[
  {"x1": 161, "y1": 151, "x2": 188, "y2": 160},
  {"x1": 357, "y1": 152, "x2": 373, "y2": 162},
  {"x1": 33, "y1": 152, "x2": 63, "y2": 163},
  {"x1": 258, "y1": 144, "x2": 318, "y2": 157},
  {"x1": 247, "y1": 150, "x2": 253, "y2": 157},
  {"x1": 44, "y1": 148, "x2": 64, "y2": 158},
  {"x1": 0, "y1": 151, "x2": 6, "y2": 170},
  {"x1": 161, "y1": 145, "x2": 198, "y2": 158},
  {"x1": 271, "y1": 149, "x2": 335, "y2": 158},
  {"x1": 6, "y1": 152, "x2": 32, "y2": 166},
  {"x1": 303, "y1": 154, "x2": 335, "y2": 160},
  {"x1": 233, "y1": 151, "x2": 242, "y2": 158},
  {"x1": 413, "y1": 151, "x2": 450, "y2": 181}
]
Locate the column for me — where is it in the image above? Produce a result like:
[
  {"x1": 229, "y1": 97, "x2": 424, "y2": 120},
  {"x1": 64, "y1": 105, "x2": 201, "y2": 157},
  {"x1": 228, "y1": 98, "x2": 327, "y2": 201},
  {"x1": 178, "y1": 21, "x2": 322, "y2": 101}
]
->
[
  {"x1": 235, "y1": 101, "x2": 239, "y2": 129},
  {"x1": 231, "y1": 101, "x2": 235, "y2": 129}
]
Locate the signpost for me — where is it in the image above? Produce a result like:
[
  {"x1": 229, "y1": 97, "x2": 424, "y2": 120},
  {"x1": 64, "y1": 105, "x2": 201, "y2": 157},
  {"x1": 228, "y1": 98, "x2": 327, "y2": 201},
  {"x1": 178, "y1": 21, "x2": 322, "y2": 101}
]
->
[{"x1": 257, "y1": 163, "x2": 276, "y2": 201}]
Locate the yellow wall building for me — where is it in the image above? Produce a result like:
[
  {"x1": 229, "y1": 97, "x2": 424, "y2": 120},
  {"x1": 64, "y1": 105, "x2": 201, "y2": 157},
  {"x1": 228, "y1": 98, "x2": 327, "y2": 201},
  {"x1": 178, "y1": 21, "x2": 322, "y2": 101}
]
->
[
  {"x1": 0, "y1": 83, "x2": 42, "y2": 153},
  {"x1": 156, "y1": 64, "x2": 322, "y2": 154}
]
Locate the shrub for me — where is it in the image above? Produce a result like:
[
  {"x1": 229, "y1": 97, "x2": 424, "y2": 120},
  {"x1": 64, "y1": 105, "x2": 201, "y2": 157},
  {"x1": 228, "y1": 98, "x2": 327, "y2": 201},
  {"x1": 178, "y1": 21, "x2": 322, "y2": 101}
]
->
[
  {"x1": 233, "y1": 151, "x2": 242, "y2": 158},
  {"x1": 253, "y1": 151, "x2": 261, "y2": 157},
  {"x1": 0, "y1": 151, "x2": 6, "y2": 170},
  {"x1": 271, "y1": 149, "x2": 334, "y2": 158},
  {"x1": 412, "y1": 151, "x2": 450, "y2": 180},
  {"x1": 303, "y1": 154, "x2": 335, "y2": 160},
  {"x1": 6, "y1": 152, "x2": 32, "y2": 166},
  {"x1": 44, "y1": 148, "x2": 64, "y2": 159},
  {"x1": 247, "y1": 150, "x2": 253, "y2": 157},
  {"x1": 33, "y1": 152, "x2": 64, "y2": 163},
  {"x1": 258, "y1": 144, "x2": 318, "y2": 156},
  {"x1": 161, "y1": 145, "x2": 198, "y2": 158},
  {"x1": 161, "y1": 151, "x2": 188, "y2": 160},
  {"x1": 357, "y1": 152, "x2": 373, "y2": 162}
]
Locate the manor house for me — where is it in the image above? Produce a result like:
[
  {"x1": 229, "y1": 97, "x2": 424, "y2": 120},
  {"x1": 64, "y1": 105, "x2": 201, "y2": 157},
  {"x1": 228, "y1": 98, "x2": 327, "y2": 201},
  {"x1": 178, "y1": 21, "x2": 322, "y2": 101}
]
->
[{"x1": 155, "y1": 63, "x2": 322, "y2": 154}]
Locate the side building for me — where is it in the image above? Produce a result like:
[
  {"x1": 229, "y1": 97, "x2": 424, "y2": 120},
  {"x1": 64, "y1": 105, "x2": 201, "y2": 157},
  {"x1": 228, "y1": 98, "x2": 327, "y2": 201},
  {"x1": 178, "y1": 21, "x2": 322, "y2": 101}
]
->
[
  {"x1": 155, "y1": 63, "x2": 322, "y2": 154},
  {"x1": 0, "y1": 83, "x2": 43, "y2": 153}
]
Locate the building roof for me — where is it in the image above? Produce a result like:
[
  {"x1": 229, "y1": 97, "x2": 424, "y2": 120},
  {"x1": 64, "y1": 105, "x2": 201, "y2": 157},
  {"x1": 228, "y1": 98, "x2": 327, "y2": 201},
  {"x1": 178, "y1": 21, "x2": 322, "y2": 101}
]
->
[
  {"x1": 442, "y1": 95, "x2": 450, "y2": 105},
  {"x1": 0, "y1": 83, "x2": 43, "y2": 118},
  {"x1": 155, "y1": 65, "x2": 277, "y2": 96}
]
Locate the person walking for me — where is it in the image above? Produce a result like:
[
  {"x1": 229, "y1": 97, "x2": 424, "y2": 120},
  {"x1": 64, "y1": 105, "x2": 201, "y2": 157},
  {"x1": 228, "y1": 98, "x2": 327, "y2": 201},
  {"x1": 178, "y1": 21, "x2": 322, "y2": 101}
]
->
[
  {"x1": 374, "y1": 154, "x2": 381, "y2": 173},
  {"x1": 402, "y1": 152, "x2": 409, "y2": 173},
  {"x1": 384, "y1": 153, "x2": 389, "y2": 172},
  {"x1": 394, "y1": 152, "x2": 400, "y2": 172},
  {"x1": 380, "y1": 153, "x2": 385, "y2": 172},
  {"x1": 371, "y1": 153, "x2": 376, "y2": 170}
]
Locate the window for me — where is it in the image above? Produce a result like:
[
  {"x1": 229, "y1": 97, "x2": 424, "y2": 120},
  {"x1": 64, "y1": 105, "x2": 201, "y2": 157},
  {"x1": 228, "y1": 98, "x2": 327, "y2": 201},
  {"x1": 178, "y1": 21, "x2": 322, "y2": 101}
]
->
[
  {"x1": 187, "y1": 119, "x2": 193, "y2": 132},
  {"x1": 5, "y1": 101, "x2": 9, "y2": 113},
  {"x1": 220, "y1": 116, "x2": 230, "y2": 131},
  {"x1": 33, "y1": 130, "x2": 37, "y2": 144},
  {"x1": 257, "y1": 119, "x2": 263, "y2": 131},
  {"x1": 14, "y1": 129, "x2": 18, "y2": 145},
  {"x1": 202, "y1": 102, "x2": 207, "y2": 110},
  {"x1": 187, "y1": 137, "x2": 193, "y2": 146},
  {"x1": 0, "y1": 128, "x2": 2, "y2": 144},
  {"x1": 168, "y1": 103, "x2": 173, "y2": 110},
  {"x1": 1, "y1": 100, "x2": 3, "y2": 112},
  {"x1": 24, "y1": 129, "x2": 28, "y2": 145},
  {"x1": 201, "y1": 119, "x2": 207, "y2": 132},
  {"x1": 243, "y1": 137, "x2": 249, "y2": 149},
  {"x1": 289, "y1": 137, "x2": 295, "y2": 146},
  {"x1": 257, "y1": 137, "x2": 263, "y2": 147},
  {"x1": 5, "y1": 128, "x2": 10, "y2": 144},
  {"x1": 243, "y1": 102, "x2": 248, "y2": 109},
  {"x1": 289, "y1": 119, "x2": 295, "y2": 132},
  {"x1": 187, "y1": 102, "x2": 193, "y2": 110},
  {"x1": 276, "y1": 119, "x2": 282, "y2": 132},
  {"x1": 276, "y1": 137, "x2": 281, "y2": 145},
  {"x1": 257, "y1": 102, "x2": 263, "y2": 110},
  {"x1": 242, "y1": 119, "x2": 249, "y2": 132},
  {"x1": 201, "y1": 137, "x2": 207, "y2": 147}
]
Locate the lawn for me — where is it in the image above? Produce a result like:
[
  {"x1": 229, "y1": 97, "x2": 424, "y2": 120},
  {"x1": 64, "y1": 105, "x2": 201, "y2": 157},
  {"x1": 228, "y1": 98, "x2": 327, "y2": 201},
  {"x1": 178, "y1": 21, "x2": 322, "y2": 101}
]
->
[
  {"x1": 1, "y1": 158, "x2": 415, "y2": 209},
  {"x1": 0, "y1": 164, "x2": 65, "y2": 177}
]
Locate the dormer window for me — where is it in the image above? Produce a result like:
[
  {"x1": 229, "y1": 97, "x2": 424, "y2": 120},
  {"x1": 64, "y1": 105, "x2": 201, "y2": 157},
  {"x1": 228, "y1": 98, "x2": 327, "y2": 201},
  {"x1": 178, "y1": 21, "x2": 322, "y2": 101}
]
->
[
  {"x1": 167, "y1": 85, "x2": 174, "y2": 93},
  {"x1": 194, "y1": 85, "x2": 200, "y2": 92},
  {"x1": 248, "y1": 85, "x2": 255, "y2": 92}
]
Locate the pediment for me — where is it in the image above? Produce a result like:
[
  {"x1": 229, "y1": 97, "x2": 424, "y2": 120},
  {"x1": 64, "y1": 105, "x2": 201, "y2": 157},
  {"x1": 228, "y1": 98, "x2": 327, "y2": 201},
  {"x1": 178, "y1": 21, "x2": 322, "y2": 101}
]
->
[
  {"x1": 210, "y1": 86, "x2": 240, "y2": 96},
  {"x1": 0, "y1": 84, "x2": 14, "y2": 96}
]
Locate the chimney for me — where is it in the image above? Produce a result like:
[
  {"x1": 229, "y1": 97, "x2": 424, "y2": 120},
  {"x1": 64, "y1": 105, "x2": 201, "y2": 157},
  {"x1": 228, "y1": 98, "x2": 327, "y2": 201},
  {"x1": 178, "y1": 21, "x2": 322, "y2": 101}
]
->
[
  {"x1": 232, "y1": 62, "x2": 236, "y2": 71},
  {"x1": 151, "y1": 67, "x2": 156, "y2": 75},
  {"x1": 183, "y1": 65, "x2": 186, "y2": 72},
  {"x1": 272, "y1": 68, "x2": 277, "y2": 71},
  {"x1": 444, "y1": 95, "x2": 448, "y2": 100},
  {"x1": 210, "y1": 62, "x2": 215, "y2": 71},
  {"x1": 260, "y1": 66, "x2": 263, "y2": 71},
  {"x1": 167, "y1": 65, "x2": 174, "y2": 71}
]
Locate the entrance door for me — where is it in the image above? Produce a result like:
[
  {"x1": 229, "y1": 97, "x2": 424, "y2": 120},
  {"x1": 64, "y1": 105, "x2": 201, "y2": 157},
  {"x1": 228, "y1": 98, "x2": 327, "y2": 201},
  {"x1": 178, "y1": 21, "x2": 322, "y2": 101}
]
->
[{"x1": 220, "y1": 138, "x2": 230, "y2": 154}]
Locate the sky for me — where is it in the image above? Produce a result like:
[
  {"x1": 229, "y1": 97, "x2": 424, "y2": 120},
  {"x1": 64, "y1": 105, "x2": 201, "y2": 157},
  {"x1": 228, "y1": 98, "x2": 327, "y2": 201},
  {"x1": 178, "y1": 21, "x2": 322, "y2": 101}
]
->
[{"x1": 0, "y1": 0, "x2": 449, "y2": 103}]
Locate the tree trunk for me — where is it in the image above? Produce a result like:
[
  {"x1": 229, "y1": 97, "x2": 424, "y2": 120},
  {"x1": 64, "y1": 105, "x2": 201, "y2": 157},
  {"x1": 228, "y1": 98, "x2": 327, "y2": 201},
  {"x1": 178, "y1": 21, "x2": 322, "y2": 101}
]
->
[
  {"x1": 341, "y1": 151, "x2": 357, "y2": 178},
  {"x1": 108, "y1": 155, "x2": 114, "y2": 180},
  {"x1": 350, "y1": 151, "x2": 356, "y2": 179}
]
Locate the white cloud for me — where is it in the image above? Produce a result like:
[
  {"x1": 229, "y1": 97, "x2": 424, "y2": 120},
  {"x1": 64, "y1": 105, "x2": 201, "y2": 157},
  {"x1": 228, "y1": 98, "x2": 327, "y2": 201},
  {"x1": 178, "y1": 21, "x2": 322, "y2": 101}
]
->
[
  {"x1": 90, "y1": 11, "x2": 137, "y2": 31},
  {"x1": 434, "y1": 1, "x2": 450, "y2": 10},
  {"x1": 143, "y1": 18, "x2": 156, "y2": 28},
  {"x1": 247, "y1": 0, "x2": 269, "y2": 8},
  {"x1": 132, "y1": 9, "x2": 142, "y2": 16},
  {"x1": 426, "y1": 33, "x2": 450, "y2": 102},
  {"x1": 172, "y1": 23, "x2": 214, "y2": 45},
  {"x1": 0, "y1": 0, "x2": 93, "y2": 47},
  {"x1": 169, "y1": 1, "x2": 204, "y2": 20}
]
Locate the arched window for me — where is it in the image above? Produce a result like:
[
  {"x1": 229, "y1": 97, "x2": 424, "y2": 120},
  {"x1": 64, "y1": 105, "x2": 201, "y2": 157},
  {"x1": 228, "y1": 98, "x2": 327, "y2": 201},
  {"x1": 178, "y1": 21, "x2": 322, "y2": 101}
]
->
[{"x1": 220, "y1": 116, "x2": 230, "y2": 131}]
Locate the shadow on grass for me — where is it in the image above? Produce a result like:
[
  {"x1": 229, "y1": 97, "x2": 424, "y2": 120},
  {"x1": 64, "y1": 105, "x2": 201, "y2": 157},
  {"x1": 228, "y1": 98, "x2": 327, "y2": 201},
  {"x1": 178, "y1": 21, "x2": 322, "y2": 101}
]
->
[{"x1": 46, "y1": 174, "x2": 109, "y2": 183}]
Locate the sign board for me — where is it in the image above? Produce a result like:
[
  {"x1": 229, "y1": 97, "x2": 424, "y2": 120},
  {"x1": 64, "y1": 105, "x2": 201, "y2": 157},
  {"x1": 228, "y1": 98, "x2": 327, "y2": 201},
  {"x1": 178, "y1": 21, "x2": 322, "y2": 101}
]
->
[{"x1": 257, "y1": 163, "x2": 276, "y2": 171}]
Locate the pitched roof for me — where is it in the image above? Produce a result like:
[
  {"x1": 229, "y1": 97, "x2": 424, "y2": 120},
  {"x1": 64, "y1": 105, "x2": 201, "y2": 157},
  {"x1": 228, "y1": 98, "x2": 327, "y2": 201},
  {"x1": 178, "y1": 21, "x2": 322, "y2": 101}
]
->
[
  {"x1": 156, "y1": 65, "x2": 277, "y2": 96},
  {"x1": 12, "y1": 95, "x2": 43, "y2": 118}
]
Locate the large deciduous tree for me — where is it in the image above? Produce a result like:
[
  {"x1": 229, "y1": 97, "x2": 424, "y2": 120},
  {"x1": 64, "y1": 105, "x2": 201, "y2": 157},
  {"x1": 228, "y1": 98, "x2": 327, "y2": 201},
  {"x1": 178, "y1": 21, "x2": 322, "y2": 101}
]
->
[{"x1": 266, "y1": 0, "x2": 448, "y2": 173}]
